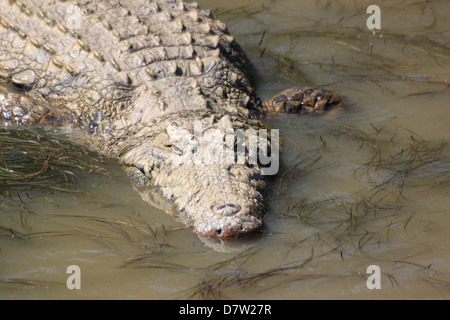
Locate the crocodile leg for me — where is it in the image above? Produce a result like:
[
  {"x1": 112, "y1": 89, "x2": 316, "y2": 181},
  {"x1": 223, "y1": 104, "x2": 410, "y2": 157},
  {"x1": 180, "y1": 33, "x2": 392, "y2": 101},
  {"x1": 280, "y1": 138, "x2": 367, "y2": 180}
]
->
[{"x1": 263, "y1": 86, "x2": 346, "y2": 114}]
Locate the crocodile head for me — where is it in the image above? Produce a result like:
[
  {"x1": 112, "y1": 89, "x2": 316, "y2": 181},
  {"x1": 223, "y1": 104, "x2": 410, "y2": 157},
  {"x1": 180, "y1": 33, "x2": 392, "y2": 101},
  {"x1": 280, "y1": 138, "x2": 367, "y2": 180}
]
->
[
  {"x1": 175, "y1": 163, "x2": 266, "y2": 238},
  {"x1": 126, "y1": 158, "x2": 266, "y2": 239},
  {"x1": 120, "y1": 114, "x2": 269, "y2": 238}
]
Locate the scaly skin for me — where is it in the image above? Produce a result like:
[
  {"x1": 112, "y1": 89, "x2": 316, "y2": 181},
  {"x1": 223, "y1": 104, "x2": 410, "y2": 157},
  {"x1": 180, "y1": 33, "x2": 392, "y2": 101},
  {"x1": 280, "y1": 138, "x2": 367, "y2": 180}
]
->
[{"x1": 0, "y1": 0, "x2": 344, "y2": 238}]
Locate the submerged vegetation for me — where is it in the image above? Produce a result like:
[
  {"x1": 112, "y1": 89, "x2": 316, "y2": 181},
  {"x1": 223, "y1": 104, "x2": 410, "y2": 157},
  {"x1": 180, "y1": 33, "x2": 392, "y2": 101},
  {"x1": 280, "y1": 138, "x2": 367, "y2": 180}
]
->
[
  {"x1": 276, "y1": 123, "x2": 449, "y2": 240},
  {"x1": 0, "y1": 126, "x2": 110, "y2": 209},
  {"x1": 333, "y1": 124, "x2": 450, "y2": 192},
  {"x1": 211, "y1": 0, "x2": 450, "y2": 94}
]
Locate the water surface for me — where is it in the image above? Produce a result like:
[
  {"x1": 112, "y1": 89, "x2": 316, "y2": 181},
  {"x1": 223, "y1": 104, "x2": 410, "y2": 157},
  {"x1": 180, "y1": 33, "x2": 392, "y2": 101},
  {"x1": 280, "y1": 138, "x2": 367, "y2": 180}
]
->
[{"x1": 1, "y1": 0, "x2": 449, "y2": 299}]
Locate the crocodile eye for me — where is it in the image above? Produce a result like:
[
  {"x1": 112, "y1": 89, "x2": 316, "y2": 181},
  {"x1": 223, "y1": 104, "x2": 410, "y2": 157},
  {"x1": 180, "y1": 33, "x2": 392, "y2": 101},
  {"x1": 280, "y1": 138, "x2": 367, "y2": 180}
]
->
[
  {"x1": 172, "y1": 145, "x2": 182, "y2": 155},
  {"x1": 215, "y1": 228, "x2": 223, "y2": 236}
]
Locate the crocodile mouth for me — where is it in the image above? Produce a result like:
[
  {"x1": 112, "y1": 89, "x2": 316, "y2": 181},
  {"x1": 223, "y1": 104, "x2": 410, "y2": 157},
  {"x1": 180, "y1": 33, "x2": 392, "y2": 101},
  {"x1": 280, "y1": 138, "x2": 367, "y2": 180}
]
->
[
  {"x1": 198, "y1": 224, "x2": 264, "y2": 239},
  {"x1": 190, "y1": 200, "x2": 265, "y2": 239}
]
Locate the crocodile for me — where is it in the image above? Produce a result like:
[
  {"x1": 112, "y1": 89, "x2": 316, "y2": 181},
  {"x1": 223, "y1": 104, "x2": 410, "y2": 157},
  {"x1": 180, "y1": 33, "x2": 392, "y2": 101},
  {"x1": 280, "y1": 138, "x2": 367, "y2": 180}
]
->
[{"x1": 0, "y1": 0, "x2": 345, "y2": 239}]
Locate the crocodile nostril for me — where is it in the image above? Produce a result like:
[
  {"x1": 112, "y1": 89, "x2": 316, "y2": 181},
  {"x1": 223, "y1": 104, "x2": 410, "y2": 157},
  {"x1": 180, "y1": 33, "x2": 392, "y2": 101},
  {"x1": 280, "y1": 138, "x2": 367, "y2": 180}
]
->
[{"x1": 214, "y1": 203, "x2": 241, "y2": 216}]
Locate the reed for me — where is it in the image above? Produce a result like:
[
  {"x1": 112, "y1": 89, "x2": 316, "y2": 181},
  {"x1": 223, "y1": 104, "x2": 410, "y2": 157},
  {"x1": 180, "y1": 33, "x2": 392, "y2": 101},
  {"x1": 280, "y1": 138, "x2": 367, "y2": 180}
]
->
[{"x1": 0, "y1": 126, "x2": 110, "y2": 208}]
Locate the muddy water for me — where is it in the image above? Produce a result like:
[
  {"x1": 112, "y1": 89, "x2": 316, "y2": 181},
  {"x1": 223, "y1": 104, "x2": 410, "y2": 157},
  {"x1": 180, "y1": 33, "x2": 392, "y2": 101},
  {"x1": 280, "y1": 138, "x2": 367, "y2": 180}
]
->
[{"x1": 1, "y1": 0, "x2": 449, "y2": 299}]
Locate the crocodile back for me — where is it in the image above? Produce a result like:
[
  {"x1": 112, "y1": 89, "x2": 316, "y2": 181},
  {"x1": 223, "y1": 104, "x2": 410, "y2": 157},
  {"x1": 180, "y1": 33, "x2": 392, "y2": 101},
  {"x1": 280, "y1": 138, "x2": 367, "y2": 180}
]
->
[{"x1": 0, "y1": 0, "x2": 260, "y2": 133}]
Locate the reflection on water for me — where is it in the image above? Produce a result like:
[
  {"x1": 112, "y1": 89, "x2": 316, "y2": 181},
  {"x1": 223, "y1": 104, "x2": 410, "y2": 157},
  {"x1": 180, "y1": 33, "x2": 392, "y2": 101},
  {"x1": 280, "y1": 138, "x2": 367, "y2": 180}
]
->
[{"x1": 1, "y1": 0, "x2": 449, "y2": 299}]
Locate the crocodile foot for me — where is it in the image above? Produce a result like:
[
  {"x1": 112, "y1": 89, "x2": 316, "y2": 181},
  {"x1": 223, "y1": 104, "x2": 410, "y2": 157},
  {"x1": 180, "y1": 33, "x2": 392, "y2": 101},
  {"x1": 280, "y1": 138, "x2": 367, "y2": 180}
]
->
[{"x1": 263, "y1": 86, "x2": 346, "y2": 114}]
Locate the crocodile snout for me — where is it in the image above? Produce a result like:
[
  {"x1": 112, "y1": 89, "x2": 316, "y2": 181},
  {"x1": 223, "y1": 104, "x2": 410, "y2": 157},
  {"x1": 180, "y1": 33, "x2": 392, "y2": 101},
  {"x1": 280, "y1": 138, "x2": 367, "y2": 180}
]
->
[
  {"x1": 199, "y1": 224, "x2": 263, "y2": 238},
  {"x1": 196, "y1": 202, "x2": 264, "y2": 239}
]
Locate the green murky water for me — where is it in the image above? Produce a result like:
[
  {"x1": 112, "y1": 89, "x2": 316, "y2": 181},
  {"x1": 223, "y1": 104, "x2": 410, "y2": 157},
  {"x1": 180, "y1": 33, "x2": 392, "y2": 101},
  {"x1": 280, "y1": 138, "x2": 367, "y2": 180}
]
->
[{"x1": 1, "y1": 0, "x2": 449, "y2": 299}]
